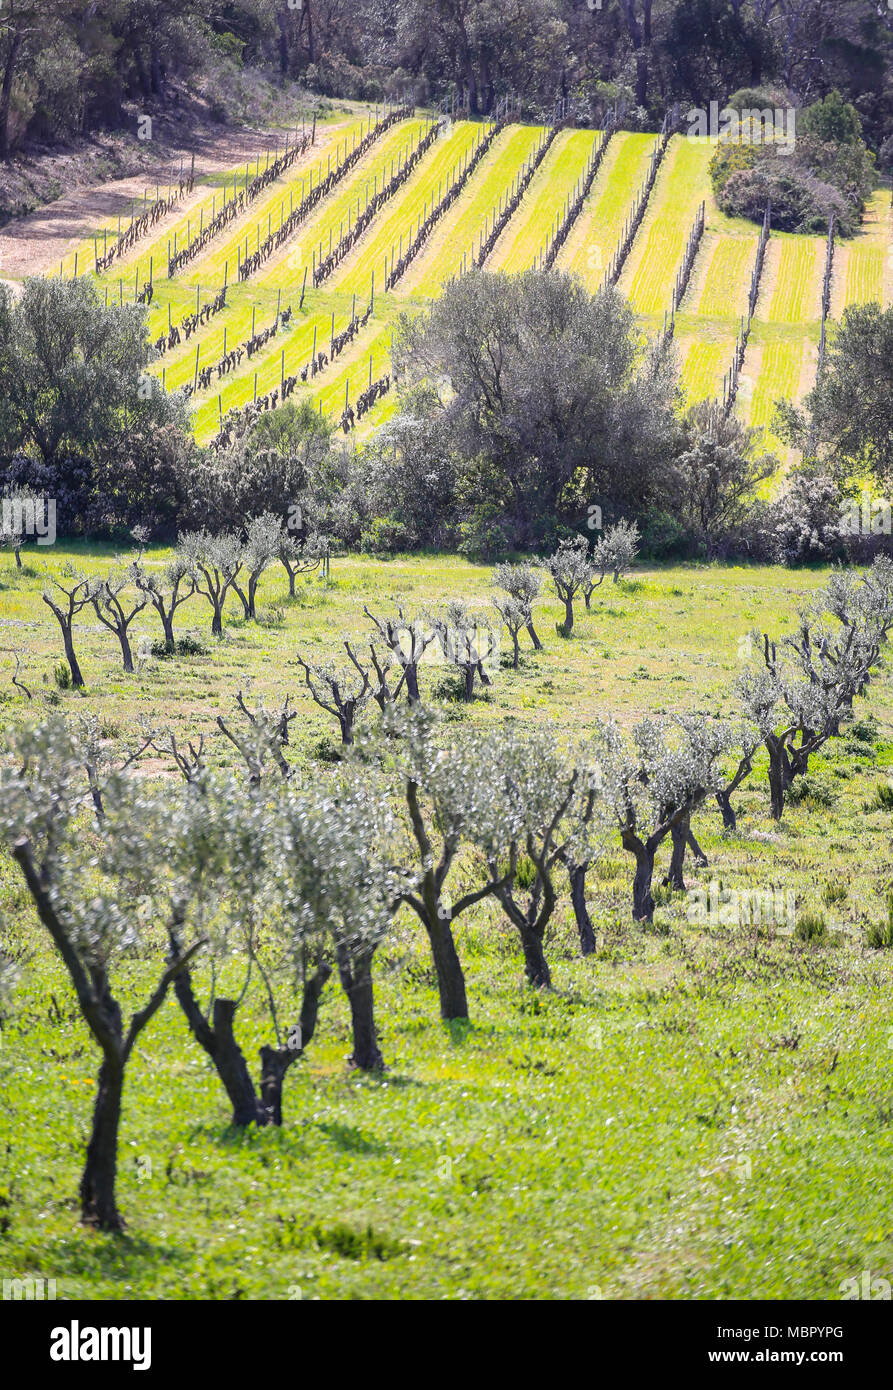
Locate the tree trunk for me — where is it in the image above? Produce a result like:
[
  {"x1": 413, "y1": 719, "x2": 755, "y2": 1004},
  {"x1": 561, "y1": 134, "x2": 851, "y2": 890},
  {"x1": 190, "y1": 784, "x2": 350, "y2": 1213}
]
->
[
  {"x1": 716, "y1": 789, "x2": 736, "y2": 831},
  {"x1": 526, "y1": 620, "x2": 543, "y2": 651},
  {"x1": 63, "y1": 629, "x2": 84, "y2": 688},
  {"x1": 259, "y1": 962, "x2": 330, "y2": 1124},
  {"x1": 463, "y1": 665, "x2": 475, "y2": 701},
  {"x1": 211, "y1": 603, "x2": 223, "y2": 637},
  {"x1": 80, "y1": 1053, "x2": 125, "y2": 1231},
  {"x1": 172, "y1": 967, "x2": 267, "y2": 1125},
  {"x1": 117, "y1": 629, "x2": 134, "y2": 674},
  {"x1": 404, "y1": 663, "x2": 420, "y2": 704},
  {"x1": 562, "y1": 596, "x2": 574, "y2": 633},
  {"x1": 338, "y1": 951, "x2": 383, "y2": 1071},
  {"x1": 160, "y1": 610, "x2": 175, "y2": 652},
  {"x1": 569, "y1": 862, "x2": 597, "y2": 955},
  {"x1": 766, "y1": 742, "x2": 786, "y2": 821},
  {"x1": 519, "y1": 922, "x2": 551, "y2": 988},
  {"x1": 512, "y1": 631, "x2": 520, "y2": 668},
  {"x1": 0, "y1": 30, "x2": 22, "y2": 162},
  {"x1": 664, "y1": 818, "x2": 688, "y2": 890},
  {"x1": 424, "y1": 911, "x2": 468, "y2": 1020},
  {"x1": 339, "y1": 712, "x2": 354, "y2": 744},
  {"x1": 630, "y1": 845, "x2": 656, "y2": 922}
]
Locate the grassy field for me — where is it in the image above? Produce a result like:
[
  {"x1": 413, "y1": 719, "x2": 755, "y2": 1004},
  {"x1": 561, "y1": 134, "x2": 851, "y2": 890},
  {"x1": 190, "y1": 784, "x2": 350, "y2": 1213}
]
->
[
  {"x1": 487, "y1": 129, "x2": 598, "y2": 274},
  {"x1": 556, "y1": 132, "x2": 657, "y2": 291},
  {"x1": 2, "y1": 549, "x2": 893, "y2": 1299}
]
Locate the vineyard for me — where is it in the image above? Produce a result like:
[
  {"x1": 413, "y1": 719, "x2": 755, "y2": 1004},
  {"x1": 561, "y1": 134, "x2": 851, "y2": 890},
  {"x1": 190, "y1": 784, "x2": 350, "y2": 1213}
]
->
[{"x1": 41, "y1": 106, "x2": 893, "y2": 464}]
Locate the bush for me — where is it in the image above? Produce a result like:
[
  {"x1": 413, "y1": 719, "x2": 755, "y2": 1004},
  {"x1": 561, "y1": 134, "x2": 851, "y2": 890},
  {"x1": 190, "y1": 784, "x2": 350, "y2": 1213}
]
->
[
  {"x1": 866, "y1": 895, "x2": 893, "y2": 950},
  {"x1": 53, "y1": 661, "x2": 71, "y2": 691},
  {"x1": 795, "y1": 909, "x2": 827, "y2": 943}
]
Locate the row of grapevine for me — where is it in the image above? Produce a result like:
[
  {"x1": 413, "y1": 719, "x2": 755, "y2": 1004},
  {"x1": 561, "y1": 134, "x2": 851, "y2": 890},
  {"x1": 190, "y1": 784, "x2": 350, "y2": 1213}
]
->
[
  {"x1": 471, "y1": 111, "x2": 565, "y2": 268},
  {"x1": 721, "y1": 204, "x2": 772, "y2": 414},
  {"x1": 381, "y1": 115, "x2": 508, "y2": 288},
  {"x1": 232, "y1": 105, "x2": 416, "y2": 284},
  {"x1": 538, "y1": 128, "x2": 613, "y2": 269},
  {"x1": 603, "y1": 113, "x2": 673, "y2": 285},
  {"x1": 311, "y1": 116, "x2": 447, "y2": 286}
]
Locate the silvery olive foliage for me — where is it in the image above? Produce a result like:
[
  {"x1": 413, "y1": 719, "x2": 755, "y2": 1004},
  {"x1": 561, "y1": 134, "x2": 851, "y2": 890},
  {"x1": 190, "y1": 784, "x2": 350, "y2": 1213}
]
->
[
  {"x1": 584, "y1": 519, "x2": 640, "y2": 605},
  {"x1": 0, "y1": 717, "x2": 207, "y2": 1229},
  {"x1": 487, "y1": 727, "x2": 607, "y2": 985},
  {"x1": 493, "y1": 560, "x2": 544, "y2": 653},
  {"x1": 735, "y1": 557, "x2": 893, "y2": 819},
  {"x1": 178, "y1": 529, "x2": 243, "y2": 636},
  {"x1": 546, "y1": 535, "x2": 591, "y2": 634},
  {"x1": 591, "y1": 714, "x2": 734, "y2": 920},
  {"x1": 430, "y1": 598, "x2": 499, "y2": 700}
]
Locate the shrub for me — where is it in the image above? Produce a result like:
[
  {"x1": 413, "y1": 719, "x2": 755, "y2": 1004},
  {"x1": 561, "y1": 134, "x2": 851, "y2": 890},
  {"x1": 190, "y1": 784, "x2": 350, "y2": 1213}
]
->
[
  {"x1": 866, "y1": 895, "x2": 893, "y2": 950},
  {"x1": 795, "y1": 909, "x2": 827, "y2": 943},
  {"x1": 53, "y1": 661, "x2": 71, "y2": 690}
]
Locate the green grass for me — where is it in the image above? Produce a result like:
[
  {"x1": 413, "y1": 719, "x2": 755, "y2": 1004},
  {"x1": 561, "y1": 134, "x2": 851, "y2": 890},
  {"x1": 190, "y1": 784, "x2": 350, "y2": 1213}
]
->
[
  {"x1": 621, "y1": 136, "x2": 715, "y2": 314},
  {"x1": 3, "y1": 554, "x2": 893, "y2": 1298},
  {"x1": 398, "y1": 124, "x2": 543, "y2": 296},
  {"x1": 556, "y1": 132, "x2": 657, "y2": 291},
  {"x1": 488, "y1": 129, "x2": 599, "y2": 274},
  {"x1": 764, "y1": 236, "x2": 824, "y2": 325}
]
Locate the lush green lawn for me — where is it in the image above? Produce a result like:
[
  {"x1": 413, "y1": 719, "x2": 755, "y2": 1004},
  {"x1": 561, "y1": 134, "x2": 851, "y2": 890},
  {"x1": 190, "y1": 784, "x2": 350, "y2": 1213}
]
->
[{"x1": 2, "y1": 552, "x2": 893, "y2": 1298}]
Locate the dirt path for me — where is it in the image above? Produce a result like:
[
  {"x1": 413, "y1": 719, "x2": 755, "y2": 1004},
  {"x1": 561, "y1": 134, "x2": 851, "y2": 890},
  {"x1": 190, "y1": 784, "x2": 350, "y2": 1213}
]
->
[{"x1": 0, "y1": 123, "x2": 349, "y2": 281}]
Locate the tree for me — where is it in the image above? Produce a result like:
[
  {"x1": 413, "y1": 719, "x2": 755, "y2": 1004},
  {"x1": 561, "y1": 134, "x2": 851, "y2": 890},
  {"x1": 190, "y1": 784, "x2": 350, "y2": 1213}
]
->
[
  {"x1": 782, "y1": 305, "x2": 893, "y2": 489},
  {"x1": 89, "y1": 567, "x2": 148, "y2": 674},
  {"x1": 672, "y1": 403, "x2": 776, "y2": 557},
  {"x1": 133, "y1": 553, "x2": 196, "y2": 652},
  {"x1": 365, "y1": 602, "x2": 437, "y2": 705},
  {"x1": 488, "y1": 730, "x2": 604, "y2": 986},
  {"x1": 583, "y1": 519, "x2": 641, "y2": 605},
  {"x1": 0, "y1": 278, "x2": 185, "y2": 476},
  {"x1": 384, "y1": 709, "x2": 519, "y2": 1021},
  {"x1": 232, "y1": 512, "x2": 284, "y2": 621},
  {"x1": 295, "y1": 645, "x2": 377, "y2": 745},
  {"x1": 0, "y1": 718, "x2": 206, "y2": 1229},
  {"x1": 42, "y1": 565, "x2": 91, "y2": 687},
  {"x1": 546, "y1": 535, "x2": 590, "y2": 635},
  {"x1": 430, "y1": 599, "x2": 498, "y2": 700},
  {"x1": 393, "y1": 271, "x2": 677, "y2": 547},
  {"x1": 493, "y1": 560, "x2": 544, "y2": 654},
  {"x1": 593, "y1": 715, "x2": 733, "y2": 921},
  {"x1": 278, "y1": 530, "x2": 328, "y2": 597},
  {"x1": 179, "y1": 530, "x2": 242, "y2": 637},
  {"x1": 273, "y1": 777, "x2": 401, "y2": 1072},
  {"x1": 215, "y1": 688, "x2": 296, "y2": 782},
  {"x1": 737, "y1": 557, "x2": 893, "y2": 819}
]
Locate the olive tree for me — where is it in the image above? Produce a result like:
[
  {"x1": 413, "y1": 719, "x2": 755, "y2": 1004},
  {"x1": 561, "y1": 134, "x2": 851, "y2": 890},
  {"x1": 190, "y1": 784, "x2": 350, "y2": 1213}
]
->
[
  {"x1": 132, "y1": 554, "x2": 196, "y2": 653},
  {"x1": 364, "y1": 602, "x2": 437, "y2": 705},
  {"x1": 592, "y1": 715, "x2": 733, "y2": 921},
  {"x1": 546, "y1": 536, "x2": 590, "y2": 635},
  {"x1": 88, "y1": 568, "x2": 148, "y2": 674},
  {"x1": 296, "y1": 645, "x2": 378, "y2": 745},
  {"x1": 488, "y1": 729, "x2": 606, "y2": 986},
  {"x1": 0, "y1": 719, "x2": 206, "y2": 1229},
  {"x1": 272, "y1": 776, "x2": 401, "y2": 1075},
  {"x1": 42, "y1": 565, "x2": 91, "y2": 687},
  {"x1": 232, "y1": 512, "x2": 284, "y2": 621},
  {"x1": 430, "y1": 599, "x2": 498, "y2": 701},
  {"x1": 381, "y1": 708, "x2": 519, "y2": 1021},
  {"x1": 493, "y1": 561, "x2": 544, "y2": 651},
  {"x1": 583, "y1": 519, "x2": 640, "y2": 606},
  {"x1": 178, "y1": 530, "x2": 242, "y2": 637}
]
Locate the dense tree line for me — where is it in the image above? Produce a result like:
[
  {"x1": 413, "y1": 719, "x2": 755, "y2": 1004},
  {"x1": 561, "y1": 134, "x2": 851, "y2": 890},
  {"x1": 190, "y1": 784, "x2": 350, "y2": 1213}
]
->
[{"x1": 3, "y1": 3, "x2": 893, "y2": 162}]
